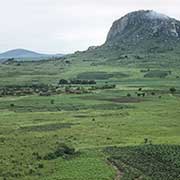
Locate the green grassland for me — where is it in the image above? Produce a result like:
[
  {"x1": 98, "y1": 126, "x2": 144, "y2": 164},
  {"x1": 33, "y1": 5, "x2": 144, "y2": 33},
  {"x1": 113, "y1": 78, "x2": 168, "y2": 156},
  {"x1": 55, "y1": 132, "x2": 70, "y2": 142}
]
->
[{"x1": 0, "y1": 51, "x2": 180, "y2": 179}]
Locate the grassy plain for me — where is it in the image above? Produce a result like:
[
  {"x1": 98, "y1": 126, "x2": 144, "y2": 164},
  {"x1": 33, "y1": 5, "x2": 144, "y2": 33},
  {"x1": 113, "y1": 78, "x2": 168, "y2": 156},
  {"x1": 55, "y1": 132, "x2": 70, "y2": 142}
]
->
[{"x1": 0, "y1": 52, "x2": 180, "y2": 179}]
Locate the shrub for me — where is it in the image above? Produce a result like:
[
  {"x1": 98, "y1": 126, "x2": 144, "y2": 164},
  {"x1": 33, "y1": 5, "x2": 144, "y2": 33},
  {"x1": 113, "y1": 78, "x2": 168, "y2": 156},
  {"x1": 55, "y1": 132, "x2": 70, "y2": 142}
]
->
[
  {"x1": 65, "y1": 86, "x2": 71, "y2": 93},
  {"x1": 127, "y1": 93, "x2": 131, "y2": 97},
  {"x1": 44, "y1": 143, "x2": 76, "y2": 160},
  {"x1": 32, "y1": 152, "x2": 42, "y2": 160},
  {"x1": 144, "y1": 70, "x2": 169, "y2": 78},
  {"x1": 10, "y1": 103, "x2": 15, "y2": 107},
  {"x1": 144, "y1": 138, "x2": 148, "y2": 144},
  {"x1": 59, "y1": 79, "x2": 69, "y2": 85},
  {"x1": 50, "y1": 99, "x2": 55, "y2": 104},
  {"x1": 169, "y1": 87, "x2": 176, "y2": 94},
  {"x1": 70, "y1": 79, "x2": 96, "y2": 85},
  {"x1": 38, "y1": 163, "x2": 44, "y2": 169}
]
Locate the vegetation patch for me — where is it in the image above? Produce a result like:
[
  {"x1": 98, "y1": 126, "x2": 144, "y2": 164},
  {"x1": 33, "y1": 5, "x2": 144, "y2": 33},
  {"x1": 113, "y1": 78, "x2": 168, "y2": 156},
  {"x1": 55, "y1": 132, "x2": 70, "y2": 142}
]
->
[
  {"x1": 73, "y1": 115, "x2": 91, "y2": 118},
  {"x1": 105, "y1": 145, "x2": 180, "y2": 180},
  {"x1": 77, "y1": 71, "x2": 129, "y2": 80},
  {"x1": 90, "y1": 103, "x2": 133, "y2": 110},
  {"x1": 144, "y1": 70, "x2": 171, "y2": 78},
  {"x1": 59, "y1": 79, "x2": 96, "y2": 85},
  {"x1": 113, "y1": 72, "x2": 130, "y2": 78},
  {"x1": 20, "y1": 123, "x2": 76, "y2": 132},
  {"x1": 44, "y1": 143, "x2": 78, "y2": 160},
  {"x1": 77, "y1": 72, "x2": 113, "y2": 80},
  {"x1": 102, "y1": 97, "x2": 144, "y2": 103},
  {"x1": 80, "y1": 95, "x2": 144, "y2": 103}
]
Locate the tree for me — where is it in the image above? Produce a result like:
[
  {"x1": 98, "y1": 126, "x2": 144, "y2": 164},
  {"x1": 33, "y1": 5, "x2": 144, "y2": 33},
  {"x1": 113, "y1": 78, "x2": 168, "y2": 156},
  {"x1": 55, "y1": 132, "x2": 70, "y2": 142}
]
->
[
  {"x1": 127, "y1": 93, "x2": 131, "y2": 97},
  {"x1": 169, "y1": 87, "x2": 176, "y2": 94},
  {"x1": 59, "y1": 79, "x2": 68, "y2": 85},
  {"x1": 65, "y1": 86, "x2": 71, "y2": 93},
  {"x1": 50, "y1": 99, "x2": 55, "y2": 104},
  {"x1": 10, "y1": 103, "x2": 15, "y2": 107}
]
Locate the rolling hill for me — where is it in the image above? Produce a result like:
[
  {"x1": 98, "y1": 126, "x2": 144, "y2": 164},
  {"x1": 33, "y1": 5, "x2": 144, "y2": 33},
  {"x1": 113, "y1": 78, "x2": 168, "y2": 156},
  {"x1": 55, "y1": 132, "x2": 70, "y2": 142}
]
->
[{"x1": 0, "y1": 49, "x2": 64, "y2": 61}]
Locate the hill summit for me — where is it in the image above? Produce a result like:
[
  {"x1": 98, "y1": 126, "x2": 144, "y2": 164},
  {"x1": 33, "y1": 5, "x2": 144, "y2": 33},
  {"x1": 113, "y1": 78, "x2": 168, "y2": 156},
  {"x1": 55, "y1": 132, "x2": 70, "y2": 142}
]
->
[
  {"x1": 0, "y1": 49, "x2": 44, "y2": 58},
  {"x1": 0, "y1": 49, "x2": 64, "y2": 61},
  {"x1": 105, "y1": 10, "x2": 180, "y2": 49}
]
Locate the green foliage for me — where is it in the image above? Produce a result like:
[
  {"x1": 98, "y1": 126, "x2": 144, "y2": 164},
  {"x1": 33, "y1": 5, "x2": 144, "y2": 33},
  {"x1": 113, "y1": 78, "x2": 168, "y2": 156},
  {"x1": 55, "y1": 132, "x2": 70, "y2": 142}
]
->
[
  {"x1": 105, "y1": 145, "x2": 180, "y2": 180},
  {"x1": 20, "y1": 123, "x2": 74, "y2": 132},
  {"x1": 50, "y1": 99, "x2": 54, "y2": 104},
  {"x1": 59, "y1": 79, "x2": 68, "y2": 84},
  {"x1": 77, "y1": 72, "x2": 129, "y2": 80},
  {"x1": 77, "y1": 71, "x2": 114, "y2": 80},
  {"x1": 144, "y1": 70, "x2": 170, "y2": 78},
  {"x1": 169, "y1": 87, "x2": 176, "y2": 94},
  {"x1": 127, "y1": 93, "x2": 131, "y2": 97},
  {"x1": 44, "y1": 143, "x2": 77, "y2": 160}
]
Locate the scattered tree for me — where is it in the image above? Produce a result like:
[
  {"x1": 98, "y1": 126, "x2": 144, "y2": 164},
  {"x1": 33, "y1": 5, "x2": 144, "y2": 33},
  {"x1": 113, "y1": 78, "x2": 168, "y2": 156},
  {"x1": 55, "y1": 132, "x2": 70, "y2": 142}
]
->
[
  {"x1": 59, "y1": 79, "x2": 69, "y2": 85},
  {"x1": 169, "y1": 87, "x2": 176, "y2": 94},
  {"x1": 50, "y1": 99, "x2": 55, "y2": 104},
  {"x1": 127, "y1": 93, "x2": 131, "y2": 97}
]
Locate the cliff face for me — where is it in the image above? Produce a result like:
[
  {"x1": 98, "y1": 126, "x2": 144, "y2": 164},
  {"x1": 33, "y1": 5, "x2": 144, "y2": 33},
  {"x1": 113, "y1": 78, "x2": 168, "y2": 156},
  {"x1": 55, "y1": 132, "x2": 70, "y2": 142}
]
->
[{"x1": 106, "y1": 10, "x2": 180, "y2": 45}]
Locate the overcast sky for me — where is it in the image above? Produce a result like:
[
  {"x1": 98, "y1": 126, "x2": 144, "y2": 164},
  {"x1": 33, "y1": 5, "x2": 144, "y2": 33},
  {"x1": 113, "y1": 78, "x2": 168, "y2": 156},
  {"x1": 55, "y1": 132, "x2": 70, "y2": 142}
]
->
[{"x1": 0, "y1": 0, "x2": 180, "y2": 54}]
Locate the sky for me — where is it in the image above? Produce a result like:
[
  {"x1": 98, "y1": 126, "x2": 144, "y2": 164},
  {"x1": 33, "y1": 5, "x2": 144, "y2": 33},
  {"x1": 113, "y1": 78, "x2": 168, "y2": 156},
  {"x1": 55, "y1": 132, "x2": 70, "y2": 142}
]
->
[{"x1": 0, "y1": 0, "x2": 180, "y2": 54}]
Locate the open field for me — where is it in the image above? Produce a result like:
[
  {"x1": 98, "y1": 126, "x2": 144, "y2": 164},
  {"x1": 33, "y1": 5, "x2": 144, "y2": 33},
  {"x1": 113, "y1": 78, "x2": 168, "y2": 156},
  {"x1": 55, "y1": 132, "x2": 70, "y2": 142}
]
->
[{"x1": 0, "y1": 53, "x2": 180, "y2": 179}]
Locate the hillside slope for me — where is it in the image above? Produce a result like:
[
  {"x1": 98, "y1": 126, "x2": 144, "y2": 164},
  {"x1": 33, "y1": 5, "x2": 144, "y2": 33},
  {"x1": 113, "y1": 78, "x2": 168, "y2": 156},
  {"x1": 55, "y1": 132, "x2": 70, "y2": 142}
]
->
[{"x1": 71, "y1": 10, "x2": 180, "y2": 68}]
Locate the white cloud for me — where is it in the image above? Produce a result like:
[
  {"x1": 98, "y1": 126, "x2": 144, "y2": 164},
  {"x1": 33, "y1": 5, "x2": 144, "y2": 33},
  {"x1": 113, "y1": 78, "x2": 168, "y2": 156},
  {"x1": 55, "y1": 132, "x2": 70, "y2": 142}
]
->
[{"x1": 0, "y1": 0, "x2": 180, "y2": 53}]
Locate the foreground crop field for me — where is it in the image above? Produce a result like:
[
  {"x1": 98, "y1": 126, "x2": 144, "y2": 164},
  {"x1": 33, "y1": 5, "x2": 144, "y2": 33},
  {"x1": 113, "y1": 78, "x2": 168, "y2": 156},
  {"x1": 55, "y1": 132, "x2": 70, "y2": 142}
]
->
[{"x1": 0, "y1": 55, "x2": 180, "y2": 179}]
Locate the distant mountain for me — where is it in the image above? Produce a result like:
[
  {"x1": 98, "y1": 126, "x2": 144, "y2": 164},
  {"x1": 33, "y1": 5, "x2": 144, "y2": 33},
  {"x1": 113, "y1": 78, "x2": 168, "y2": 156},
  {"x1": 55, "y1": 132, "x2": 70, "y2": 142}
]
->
[{"x1": 0, "y1": 49, "x2": 64, "y2": 60}]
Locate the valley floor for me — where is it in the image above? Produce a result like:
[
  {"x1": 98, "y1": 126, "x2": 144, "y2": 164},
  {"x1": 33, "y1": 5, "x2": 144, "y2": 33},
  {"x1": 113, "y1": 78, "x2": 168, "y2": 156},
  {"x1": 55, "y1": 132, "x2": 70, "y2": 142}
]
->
[{"x1": 0, "y1": 57, "x2": 180, "y2": 179}]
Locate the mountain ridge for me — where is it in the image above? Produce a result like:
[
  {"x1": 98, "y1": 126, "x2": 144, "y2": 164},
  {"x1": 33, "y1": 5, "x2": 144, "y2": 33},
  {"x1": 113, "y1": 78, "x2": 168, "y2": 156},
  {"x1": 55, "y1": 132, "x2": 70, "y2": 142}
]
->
[{"x1": 0, "y1": 49, "x2": 64, "y2": 60}]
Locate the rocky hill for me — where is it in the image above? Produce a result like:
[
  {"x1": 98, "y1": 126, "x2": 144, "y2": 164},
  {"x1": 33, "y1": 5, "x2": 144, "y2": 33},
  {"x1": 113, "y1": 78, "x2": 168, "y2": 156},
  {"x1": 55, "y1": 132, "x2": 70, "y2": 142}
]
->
[
  {"x1": 73, "y1": 10, "x2": 180, "y2": 68},
  {"x1": 105, "y1": 10, "x2": 180, "y2": 49}
]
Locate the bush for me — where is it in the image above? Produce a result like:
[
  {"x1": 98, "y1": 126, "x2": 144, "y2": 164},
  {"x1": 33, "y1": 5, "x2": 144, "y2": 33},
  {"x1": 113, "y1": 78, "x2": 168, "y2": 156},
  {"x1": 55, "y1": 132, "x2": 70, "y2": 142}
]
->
[
  {"x1": 10, "y1": 103, "x2": 15, "y2": 107},
  {"x1": 44, "y1": 143, "x2": 76, "y2": 160},
  {"x1": 50, "y1": 99, "x2": 55, "y2": 104},
  {"x1": 144, "y1": 70, "x2": 169, "y2": 78},
  {"x1": 127, "y1": 93, "x2": 131, "y2": 97},
  {"x1": 59, "y1": 79, "x2": 69, "y2": 85},
  {"x1": 38, "y1": 163, "x2": 44, "y2": 169},
  {"x1": 70, "y1": 79, "x2": 96, "y2": 85},
  {"x1": 169, "y1": 87, "x2": 176, "y2": 94}
]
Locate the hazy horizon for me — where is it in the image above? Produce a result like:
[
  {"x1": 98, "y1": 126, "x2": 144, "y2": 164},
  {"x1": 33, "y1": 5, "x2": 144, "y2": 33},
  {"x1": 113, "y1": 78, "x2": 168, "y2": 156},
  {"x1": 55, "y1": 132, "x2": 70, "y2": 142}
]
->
[{"x1": 1, "y1": 0, "x2": 180, "y2": 54}]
